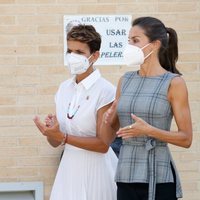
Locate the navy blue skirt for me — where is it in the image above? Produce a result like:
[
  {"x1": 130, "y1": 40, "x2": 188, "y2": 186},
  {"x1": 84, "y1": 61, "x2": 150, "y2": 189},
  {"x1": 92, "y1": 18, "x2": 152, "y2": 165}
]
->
[
  {"x1": 117, "y1": 182, "x2": 177, "y2": 200},
  {"x1": 117, "y1": 162, "x2": 177, "y2": 200}
]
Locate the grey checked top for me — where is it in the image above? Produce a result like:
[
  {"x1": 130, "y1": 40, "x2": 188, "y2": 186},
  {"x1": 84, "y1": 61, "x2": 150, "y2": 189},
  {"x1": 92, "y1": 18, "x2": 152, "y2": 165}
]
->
[{"x1": 115, "y1": 71, "x2": 182, "y2": 200}]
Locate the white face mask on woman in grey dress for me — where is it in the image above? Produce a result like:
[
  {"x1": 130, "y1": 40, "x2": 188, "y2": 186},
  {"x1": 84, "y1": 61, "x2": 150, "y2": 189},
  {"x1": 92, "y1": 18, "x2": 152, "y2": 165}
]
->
[{"x1": 123, "y1": 43, "x2": 153, "y2": 66}]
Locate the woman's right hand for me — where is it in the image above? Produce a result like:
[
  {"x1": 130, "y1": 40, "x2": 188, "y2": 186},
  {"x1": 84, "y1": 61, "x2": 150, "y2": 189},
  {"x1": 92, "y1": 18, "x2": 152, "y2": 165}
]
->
[
  {"x1": 103, "y1": 100, "x2": 118, "y2": 126},
  {"x1": 45, "y1": 113, "x2": 56, "y2": 127},
  {"x1": 33, "y1": 115, "x2": 65, "y2": 147}
]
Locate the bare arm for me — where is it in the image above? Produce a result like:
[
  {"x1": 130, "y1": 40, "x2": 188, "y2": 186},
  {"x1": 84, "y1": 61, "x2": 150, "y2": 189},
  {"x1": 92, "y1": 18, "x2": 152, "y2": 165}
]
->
[
  {"x1": 33, "y1": 104, "x2": 114, "y2": 153},
  {"x1": 99, "y1": 78, "x2": 122, "y2": 146},
  {"x1": 148, "y1": 76, "x2": 192, "y2": 147},
  {"x1": 66, "y1": 103, "x2": 112, "y2": 153},
  {"x1": 47, "y1": 137, "x2": 61, "y2": 147},
  {"x1": 117, "y1": 76, "x2": 193, "y2": 148}
]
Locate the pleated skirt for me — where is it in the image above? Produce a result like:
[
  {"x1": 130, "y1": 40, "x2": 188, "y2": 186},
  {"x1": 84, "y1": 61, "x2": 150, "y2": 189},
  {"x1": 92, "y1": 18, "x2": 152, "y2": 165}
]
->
[{"x1": 50, "y1": 144, "x2": 118, "y2": 200}]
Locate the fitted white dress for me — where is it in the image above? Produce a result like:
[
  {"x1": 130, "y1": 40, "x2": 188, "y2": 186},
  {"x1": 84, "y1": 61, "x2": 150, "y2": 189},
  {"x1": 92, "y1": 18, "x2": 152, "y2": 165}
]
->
[{"x1": 50, "y1": 70, "x2": 118, "y2": 200}]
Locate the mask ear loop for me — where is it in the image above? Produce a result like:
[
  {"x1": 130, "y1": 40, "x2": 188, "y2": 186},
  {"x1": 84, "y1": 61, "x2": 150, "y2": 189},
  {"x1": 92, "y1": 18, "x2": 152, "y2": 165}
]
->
[
  {"x1": 87, "y1": 53, "x2": 95, "y2": 69},
  {"x1": 87, "y1": 54, "x2": 93, "y2": 59},
  {"x1": 141, "y1": 43, "x2": 154, "y2": 60},
  {"x1": 141, "y1": 43, "x2": 151, "y2": 50},
  {"x1": 144, "y1": 51, "x2": 154, "y2": 59}
]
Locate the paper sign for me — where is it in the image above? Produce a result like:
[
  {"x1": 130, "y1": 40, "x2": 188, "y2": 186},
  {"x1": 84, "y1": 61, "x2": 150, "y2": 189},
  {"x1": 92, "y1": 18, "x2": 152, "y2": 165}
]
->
[{"x1": 64, "y1": 15, "x2": 132, "y2": 66}]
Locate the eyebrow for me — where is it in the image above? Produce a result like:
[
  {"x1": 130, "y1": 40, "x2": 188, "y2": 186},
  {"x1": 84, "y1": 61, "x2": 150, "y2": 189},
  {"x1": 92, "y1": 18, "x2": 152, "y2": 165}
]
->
[
  {"x1": 67, "y1": 48, "x2": 85, "y2": 54},
  {"x1": 129, "y1": 36, "x2": 140, "y2": 39}
]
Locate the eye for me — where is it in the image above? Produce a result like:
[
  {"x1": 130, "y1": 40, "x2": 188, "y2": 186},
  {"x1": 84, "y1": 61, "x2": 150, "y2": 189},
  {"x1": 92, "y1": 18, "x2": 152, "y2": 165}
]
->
[
  {"x1": 132, "y1": 39, "x2": 139, "y2": 44},
  {"x1": 75, "y1": 50, "x2": 84, "y2": 55},
  {"x1": 128, "y1": 37, "x2": 139, "y2": 45}
]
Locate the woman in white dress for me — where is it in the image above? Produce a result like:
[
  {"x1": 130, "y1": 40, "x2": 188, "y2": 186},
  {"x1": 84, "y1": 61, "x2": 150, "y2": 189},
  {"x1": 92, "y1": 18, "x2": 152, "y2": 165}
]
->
[{"x1": 33, "y1": 24, "x2": 117, "y2": 200}]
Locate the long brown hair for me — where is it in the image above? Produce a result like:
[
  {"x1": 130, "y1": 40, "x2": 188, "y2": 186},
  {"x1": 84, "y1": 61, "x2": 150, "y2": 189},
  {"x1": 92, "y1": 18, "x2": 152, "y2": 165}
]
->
[{"x1": 132, "y1": 17, "x2": 181, "y2": 74}]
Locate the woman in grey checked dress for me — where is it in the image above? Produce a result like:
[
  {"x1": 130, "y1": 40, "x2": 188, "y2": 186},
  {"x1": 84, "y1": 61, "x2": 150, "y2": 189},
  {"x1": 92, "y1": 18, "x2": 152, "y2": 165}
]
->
[{"x1": 101, "y1": 17, "x2": 192, "y2": 200}]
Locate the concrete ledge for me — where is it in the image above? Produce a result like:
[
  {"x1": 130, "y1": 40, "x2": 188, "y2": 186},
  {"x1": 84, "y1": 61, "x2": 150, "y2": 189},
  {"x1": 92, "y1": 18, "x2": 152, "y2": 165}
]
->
[{"x1": 0, "y1": 182, "x2": 43, "y2": 200}]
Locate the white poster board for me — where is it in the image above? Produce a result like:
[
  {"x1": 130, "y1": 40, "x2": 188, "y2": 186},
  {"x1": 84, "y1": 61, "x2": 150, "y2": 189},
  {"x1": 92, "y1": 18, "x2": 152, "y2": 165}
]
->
[{"x1": 63, "y1": 15, "x2": 132, "y2": 66}]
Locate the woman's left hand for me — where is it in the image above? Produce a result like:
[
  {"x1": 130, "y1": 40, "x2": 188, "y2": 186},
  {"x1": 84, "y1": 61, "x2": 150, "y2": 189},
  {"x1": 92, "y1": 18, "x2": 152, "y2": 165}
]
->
[{"x1": 116, "y1": 114, "x2": 151, "y2": 139}]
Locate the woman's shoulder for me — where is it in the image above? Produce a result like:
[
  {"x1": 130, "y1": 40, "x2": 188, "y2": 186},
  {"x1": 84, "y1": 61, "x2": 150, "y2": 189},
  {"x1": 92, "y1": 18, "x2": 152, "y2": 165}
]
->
[
  {"x1": 120, "y1": 71, "x2": 138, "y2": 87},
  {"x1": 56, "y1": 79, "x2": 73, "y2": 95},
  {"x1": 168, "y1": 74, "x2": 188, "y2": 103},
  {"x1": 170, "y1": 74, "x2": 186, "y2": 89},
  {"x1": 98, "y1": 77, "x2": 116, "y2": 92},
  {"x1": 166, "y1": 72, "x2": 185, "y2": 85},
  {"x1": 123, "y1": 70, "x2": 137, "y2": 78},
  {"x1": 59, "y1": 79, "x2": 72, "y2": 88}
]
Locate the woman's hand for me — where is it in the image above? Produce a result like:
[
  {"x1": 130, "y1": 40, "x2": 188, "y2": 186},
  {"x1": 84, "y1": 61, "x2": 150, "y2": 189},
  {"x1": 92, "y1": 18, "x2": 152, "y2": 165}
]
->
[
  {"x1": 116, "y1": 114, "x2": 151, "y2": 139},
  {"x1": 33, "y1": 115, "x2": 64, "y2": 144},
  {"x1": 45, "y1": 113, "x2": 56, "y2": 127},
  {"x1": 103, "y1": 100, "x2": 118, "y2": 126}
]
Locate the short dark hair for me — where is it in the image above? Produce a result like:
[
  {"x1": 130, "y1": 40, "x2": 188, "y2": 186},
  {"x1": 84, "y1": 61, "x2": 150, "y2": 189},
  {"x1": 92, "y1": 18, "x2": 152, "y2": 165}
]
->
[
  {"x1": 67, "y1": 24, "x2": 101, "y2": 54},
  {"x1": 132, "y1": 16, "x2": 181, "y2": 74}
]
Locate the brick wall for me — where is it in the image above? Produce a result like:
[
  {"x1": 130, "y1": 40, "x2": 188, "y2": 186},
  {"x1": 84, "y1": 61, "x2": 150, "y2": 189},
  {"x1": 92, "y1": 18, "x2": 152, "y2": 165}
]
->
[{"x1": 0, "y1": 0, "x2": 199, "y2": 199}]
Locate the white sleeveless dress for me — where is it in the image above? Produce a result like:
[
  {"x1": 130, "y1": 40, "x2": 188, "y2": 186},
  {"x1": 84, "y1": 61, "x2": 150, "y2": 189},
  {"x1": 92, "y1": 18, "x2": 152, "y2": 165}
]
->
[{"x1": 50, "y1": 70, "x2": 117, "y2": 200}]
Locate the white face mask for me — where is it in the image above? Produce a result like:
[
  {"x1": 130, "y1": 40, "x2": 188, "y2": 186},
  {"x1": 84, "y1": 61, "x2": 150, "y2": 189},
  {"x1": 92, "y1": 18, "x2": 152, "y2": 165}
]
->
[
  {"x1": 66, "y1": 53, "x2": 93, "y2": 75},
  {"x1": 123, "y1": 43, "x2": 153, "y2": 66}
]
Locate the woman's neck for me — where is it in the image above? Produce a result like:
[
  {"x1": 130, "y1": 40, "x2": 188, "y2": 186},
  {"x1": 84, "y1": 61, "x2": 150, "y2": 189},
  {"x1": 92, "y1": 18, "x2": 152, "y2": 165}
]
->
[
  {"x1": 139, "y1": 60, "x2": 166, "y2": 77},
  {"x1": 75, "y1": 66, "x2": 94, "y2": 84}
]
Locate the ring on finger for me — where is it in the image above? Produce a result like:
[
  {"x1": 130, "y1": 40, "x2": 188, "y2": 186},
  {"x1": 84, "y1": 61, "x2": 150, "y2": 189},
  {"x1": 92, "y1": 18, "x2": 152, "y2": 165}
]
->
[{"x1": 129, "y1": 125, "x2": 132, "y2": 129}]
